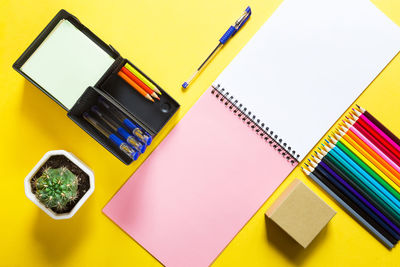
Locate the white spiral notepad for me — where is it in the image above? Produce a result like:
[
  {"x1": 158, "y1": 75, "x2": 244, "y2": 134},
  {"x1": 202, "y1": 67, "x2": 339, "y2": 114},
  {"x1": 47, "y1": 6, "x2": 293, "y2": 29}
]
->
[{"x1": 213, "y1": 0, "x2": 400, "y2": 160}]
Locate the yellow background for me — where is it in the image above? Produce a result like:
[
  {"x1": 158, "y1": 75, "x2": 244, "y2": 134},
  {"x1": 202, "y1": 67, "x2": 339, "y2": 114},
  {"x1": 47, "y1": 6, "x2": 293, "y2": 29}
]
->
[{"x1": 1, "y1": 0, "x2": 400, "y2": 266}]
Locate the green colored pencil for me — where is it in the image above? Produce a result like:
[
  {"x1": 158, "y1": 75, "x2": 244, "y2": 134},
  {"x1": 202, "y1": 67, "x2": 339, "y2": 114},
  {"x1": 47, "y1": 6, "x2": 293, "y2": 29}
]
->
[
  {"x1": 318, "y1": 151, "x2": 400, "y2": 226},
  {"x1": 335, "y1": 139, "x2": 400, "y2": 203},
  {"x1": 323, "y1": 143, "x2": 400, "y2": 214}
]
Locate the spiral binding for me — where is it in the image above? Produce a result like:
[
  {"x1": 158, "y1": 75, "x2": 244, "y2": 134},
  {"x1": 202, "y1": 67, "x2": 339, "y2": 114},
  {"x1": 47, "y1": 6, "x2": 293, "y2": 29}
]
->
[{"x1": 211, "y1": 84, "x2": 299, "y2": 164}]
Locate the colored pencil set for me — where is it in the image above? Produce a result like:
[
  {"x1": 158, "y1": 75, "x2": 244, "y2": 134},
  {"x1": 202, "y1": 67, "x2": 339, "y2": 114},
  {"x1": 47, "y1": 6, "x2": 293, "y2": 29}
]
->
[
  {"x1": 118, "y1": 63, "x2": 162, "y2": 102},
  {"x1": 302, "y1": 106, "x2": 400, "y2": 249}
]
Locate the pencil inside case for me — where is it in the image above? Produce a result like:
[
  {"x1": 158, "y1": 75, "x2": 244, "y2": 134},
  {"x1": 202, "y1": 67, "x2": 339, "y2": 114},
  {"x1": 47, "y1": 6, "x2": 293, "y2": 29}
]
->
[
  {"x1": 68, "y1": 59, "x2": 179, "y2": 165},
  {"x1": 100, "y1": 59, "x2": 179, "y2": 134}
]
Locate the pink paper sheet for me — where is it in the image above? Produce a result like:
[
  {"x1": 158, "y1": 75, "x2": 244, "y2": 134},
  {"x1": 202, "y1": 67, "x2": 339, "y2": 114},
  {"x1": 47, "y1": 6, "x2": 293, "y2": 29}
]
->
[{"x1": 103, "y1": 87, "x2": 295, "y2": 266}]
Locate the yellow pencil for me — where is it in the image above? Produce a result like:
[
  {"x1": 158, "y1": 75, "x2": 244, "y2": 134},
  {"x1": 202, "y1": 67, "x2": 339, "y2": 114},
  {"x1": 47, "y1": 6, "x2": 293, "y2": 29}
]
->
[
  {"x1": 125, "y1": 64, "x2": 162, "y2": 95},
  {"x1": 336, "y1": 130, "x2": 400, "y2": 189},
  {"x1": 118, "y1": 71, "x2": 154, "y2": 102}
]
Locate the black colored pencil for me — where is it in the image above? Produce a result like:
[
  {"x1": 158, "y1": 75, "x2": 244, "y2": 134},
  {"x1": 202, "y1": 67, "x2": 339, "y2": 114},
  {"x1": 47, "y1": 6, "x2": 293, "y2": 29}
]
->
[
  {"x1": 305, "y1": 164, "x2": 396, "y2": 247},
  {"x1": 302, "y1": 166, "x2": 394, "y2": 249}
]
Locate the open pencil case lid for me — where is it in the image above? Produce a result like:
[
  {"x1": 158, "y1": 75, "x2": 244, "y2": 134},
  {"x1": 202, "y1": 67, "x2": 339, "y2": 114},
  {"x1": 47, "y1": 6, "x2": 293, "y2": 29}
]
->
[{"x1": 13, "y1": 9, "x2": 180, "y2": 164}]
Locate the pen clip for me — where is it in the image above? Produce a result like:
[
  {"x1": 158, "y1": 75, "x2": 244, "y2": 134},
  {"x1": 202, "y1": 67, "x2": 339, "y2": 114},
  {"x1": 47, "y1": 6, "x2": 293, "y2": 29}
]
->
[
  {"x1": 219, "y1": 6, "x2": 252, "y2": 44},
  {"x1": 233, "y1": 6, "x2": 252, "y2": 36}
]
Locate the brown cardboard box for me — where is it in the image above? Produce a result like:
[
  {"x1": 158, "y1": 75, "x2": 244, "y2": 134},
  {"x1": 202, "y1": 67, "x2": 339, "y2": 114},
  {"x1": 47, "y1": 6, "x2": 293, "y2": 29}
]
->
[{"x1": 266, "y1": 179, "x2": 336, "y2": 248}]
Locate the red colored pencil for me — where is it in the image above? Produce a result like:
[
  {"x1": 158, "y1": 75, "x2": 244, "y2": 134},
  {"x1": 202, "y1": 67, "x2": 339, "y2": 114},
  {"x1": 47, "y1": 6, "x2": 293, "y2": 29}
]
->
[
  {"x1": 121, "y1": 67, "x2": 160, "y2": 100},
  {"x1": 352, "y1": 112, "x2": 400, "y2": 163},
  {"x1": 118, "y1": 71, "x2": 154, "y2": 102},
  {"x1": 358, "y1": 105, "x2": 400, "y2": 147},
  {"x1": 343, "y1": 124, "x2": 400, "y2": 180},
  {"x1": 350, "y1": 117, "x2": 400, "y2": 167}
]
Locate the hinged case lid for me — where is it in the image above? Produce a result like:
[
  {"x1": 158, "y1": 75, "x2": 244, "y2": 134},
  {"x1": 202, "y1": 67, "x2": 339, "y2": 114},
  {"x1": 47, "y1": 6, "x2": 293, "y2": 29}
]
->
[{"x1": 13, "y1": 9, "x2": 120, "y2": 110}]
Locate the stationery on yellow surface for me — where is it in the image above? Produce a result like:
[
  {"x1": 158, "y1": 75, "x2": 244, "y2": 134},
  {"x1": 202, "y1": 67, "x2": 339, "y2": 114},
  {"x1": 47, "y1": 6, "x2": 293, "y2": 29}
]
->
[{"x1": 103, "y1": 0, "x2": 400, "y2": 266}]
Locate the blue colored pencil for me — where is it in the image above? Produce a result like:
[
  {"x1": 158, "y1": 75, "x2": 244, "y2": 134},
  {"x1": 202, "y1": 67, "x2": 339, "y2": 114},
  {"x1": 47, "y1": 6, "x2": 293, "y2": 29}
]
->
[
  {"x1": 323, "y1": 142, "x2": 400, "y2": 214},
  {"x1": 302, "y1": 166, "x2": 394, "y2": 249},
  {"x1": 311, "y1": 154, "x2": 400, "y2": 236},
  {"x1": 328, "y1": 139, "x2": 400, "y2": 209},
  {"x1": 309, "y1": 158, "x2": 400, "y2": 238}
]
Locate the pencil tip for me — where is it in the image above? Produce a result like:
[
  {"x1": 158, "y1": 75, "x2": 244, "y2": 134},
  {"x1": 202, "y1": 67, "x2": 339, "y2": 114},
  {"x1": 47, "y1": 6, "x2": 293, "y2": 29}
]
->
[
  {"x1": 152, "y1": 93, "x2": 160, "y2": 100},
  {"x1": 153, "y1": 87, "x2": 162, "y2": 95},
  {"x1": 146, "y1": 95, "x2": 155, "y2": 102}
]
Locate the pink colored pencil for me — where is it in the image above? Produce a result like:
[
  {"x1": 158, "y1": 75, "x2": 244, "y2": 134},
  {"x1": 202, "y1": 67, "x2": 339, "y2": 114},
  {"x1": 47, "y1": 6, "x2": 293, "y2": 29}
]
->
[
  {"x1": 344, "y1": 121, "x2": 400, "y2": 175},
  {"x1": 352, "y1": 120, "x2": 400, "y2": 167},
  {"x1": 358, "y1": 105, "x2": 400, "y2": 147},
  {"x1": 354, "y1": 108, "x2": 400, "y2": 161}
]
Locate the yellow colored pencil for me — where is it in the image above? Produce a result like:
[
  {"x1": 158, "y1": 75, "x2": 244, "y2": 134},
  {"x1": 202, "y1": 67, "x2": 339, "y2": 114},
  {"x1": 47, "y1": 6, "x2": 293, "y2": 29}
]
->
[
  {"x1": 337, "y1": 130, "x2": 400, "y2": 189},
  {"x1": 118, "y1": 71, "x2": 154, "y2": 102},
  {"x1": 125, "y1": 64, "x2": 162, "y2": 95},
  {"x1": 339, "y1": 134, "x2": 400, "y2": 192}
]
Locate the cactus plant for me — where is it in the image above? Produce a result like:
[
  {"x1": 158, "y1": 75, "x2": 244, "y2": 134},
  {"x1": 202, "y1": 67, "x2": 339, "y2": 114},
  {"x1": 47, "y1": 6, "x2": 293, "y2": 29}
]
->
[{"x1": 34, "y1": 167, "x2": 79, "y2": 211}]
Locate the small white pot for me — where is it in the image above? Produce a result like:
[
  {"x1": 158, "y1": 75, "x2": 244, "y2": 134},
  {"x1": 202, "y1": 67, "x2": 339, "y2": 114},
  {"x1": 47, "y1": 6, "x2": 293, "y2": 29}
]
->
[{"x1": 24, "y1": 150, "x2": 95, "y2": 220}]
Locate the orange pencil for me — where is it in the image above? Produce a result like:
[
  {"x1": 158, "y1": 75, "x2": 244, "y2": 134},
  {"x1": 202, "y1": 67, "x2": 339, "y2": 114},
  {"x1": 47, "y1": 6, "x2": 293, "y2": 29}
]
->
[
  {"x1": 121, "y1": 67, "x2": 160, "y2": 100},
  {"x1": 340, "y1": 129, "x2": 400, "y2": 187},
  {"x1": 343, "y1": 125, "x2": 400, "y2": 182},
  {"x1": 118, "y1": 71, "x2": 154, "y2": 102}
]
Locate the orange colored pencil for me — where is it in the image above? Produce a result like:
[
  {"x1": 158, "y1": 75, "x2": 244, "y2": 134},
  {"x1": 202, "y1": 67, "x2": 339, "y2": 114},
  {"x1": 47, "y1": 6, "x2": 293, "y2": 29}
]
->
[
  {"x1": 341, "y1": 130, "x2": 400, "y2": 187},
  {"x1": 118, "y1": 71, "x2": 154, "y2": 102},
  {"x1": 121, "y1": 67, "x2": 160, "y2": 100},
  {"x1": 344, "y1": 126, "x2": 400, "y2": 182}
]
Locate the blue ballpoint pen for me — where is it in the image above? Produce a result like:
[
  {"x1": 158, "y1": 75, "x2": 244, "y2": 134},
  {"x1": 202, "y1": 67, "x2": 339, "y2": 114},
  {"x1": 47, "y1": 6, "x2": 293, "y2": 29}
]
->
[
  {"x1": 90, "y1": 106, "x2": 146, "y2": 154},
  {"x1": 97, "y1": 98, "x2": 153, "y2": 146},
  {"x1": 182, "y1": 6, "x2": 251, "y2": 89},
  {"x1": 83, "y1": 112, "x2": 139, "y2": 161}
]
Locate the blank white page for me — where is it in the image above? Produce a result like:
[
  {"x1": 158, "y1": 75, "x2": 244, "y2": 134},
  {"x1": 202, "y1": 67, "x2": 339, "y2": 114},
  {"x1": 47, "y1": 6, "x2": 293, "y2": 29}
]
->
[
  {"x1": 213, "y1": 0, "x2": 400, "y2": 160},
  {"x1": 21, "y1": 20, "x2": 115, "y2": 109}
]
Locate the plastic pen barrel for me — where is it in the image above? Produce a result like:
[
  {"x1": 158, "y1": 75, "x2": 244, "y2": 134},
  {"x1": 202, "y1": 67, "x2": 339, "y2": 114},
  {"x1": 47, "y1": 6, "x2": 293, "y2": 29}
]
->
[
  {"x1": 91, "y1": 106, "x2": 146, "y2": 153},
  {"x1": 98, "y1": 98, "x2": 153, "y2": 145},
  {"x1": 122, "y1": 119, "x2": 152, "y2": 146},
  {"x1": 83, "y1": 112, "x2": 139, "y2": 161},
  {"x1": 109, "y1": 134, "x2": 139, "y2": 161},
  {"x1": 117, "y1": 126, "x2": 146, "y2": 154}
]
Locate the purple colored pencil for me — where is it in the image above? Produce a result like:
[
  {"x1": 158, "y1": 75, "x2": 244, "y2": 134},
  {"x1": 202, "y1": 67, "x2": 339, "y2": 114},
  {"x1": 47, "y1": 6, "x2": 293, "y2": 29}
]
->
[{"x1": 319, "y1": 160, "x2": 400, "y2": 235}]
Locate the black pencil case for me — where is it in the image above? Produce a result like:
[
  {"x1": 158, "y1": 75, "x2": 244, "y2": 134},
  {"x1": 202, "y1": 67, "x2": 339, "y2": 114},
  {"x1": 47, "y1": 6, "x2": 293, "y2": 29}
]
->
[{"x1": 12, "y1": 9, "x2": 180, "y2": 165}]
